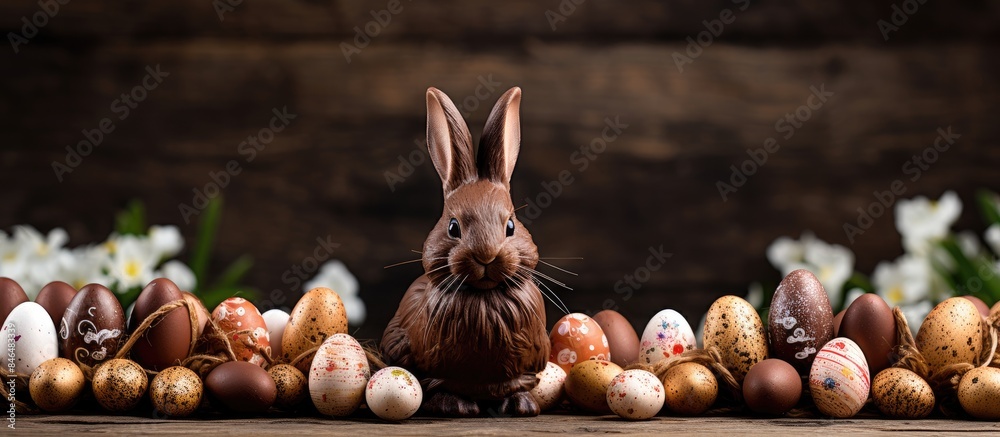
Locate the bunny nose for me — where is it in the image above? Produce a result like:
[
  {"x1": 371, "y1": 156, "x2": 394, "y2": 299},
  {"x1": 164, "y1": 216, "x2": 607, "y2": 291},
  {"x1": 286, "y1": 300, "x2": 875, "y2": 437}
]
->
[{"x1": 474, "y1": 254, "x2": 497, "y2": 266}]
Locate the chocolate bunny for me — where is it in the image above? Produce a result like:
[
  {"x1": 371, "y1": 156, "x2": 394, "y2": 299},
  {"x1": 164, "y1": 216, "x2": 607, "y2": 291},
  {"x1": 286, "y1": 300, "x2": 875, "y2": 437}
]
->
[{"x1": 381, "y1": 87, "x2": 550, "y2": 416}]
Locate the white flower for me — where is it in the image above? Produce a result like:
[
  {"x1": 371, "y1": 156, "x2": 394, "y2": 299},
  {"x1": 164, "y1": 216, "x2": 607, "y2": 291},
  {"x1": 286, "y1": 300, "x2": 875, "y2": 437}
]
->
[
  {"x1": 304, "y1": 260, "x2": 365, "y2": 325},
  {"x1": 766, "y1": 231, "x2": 855, "y2": 304},
  {"x1": 106, "y1": 235, "x2": 157, "y2": 291},
  {"x1": 895, "y1": 191, "x2": 962, "y2": 256},
  {"x1": 8, "y1": 226, "x2": 72, "y2": 298},
  {"x1": 13, "y1": 225, "x2": 68, "y2": 259},
  {"x1": 874, "y1": 255, "x2": 932, "y2": 306},
  {"x1": 157, "y1": 260, "x2": 196, "y2": 292},
  {"x1": 55, "y1": 245, "x2": 111, "y2": 290},
  {"x1": 985, "y1": 224, "x2": 1000, "y2": 256},
  {"x1": 746, "y1": 282, "x2": 764, "y2": 308},
  {"x1": 900, "y1": 300, "x2": 933, "y2": 336},
  {"x1": 149, "y1": 226, "x2": 184, "y2": 261}
]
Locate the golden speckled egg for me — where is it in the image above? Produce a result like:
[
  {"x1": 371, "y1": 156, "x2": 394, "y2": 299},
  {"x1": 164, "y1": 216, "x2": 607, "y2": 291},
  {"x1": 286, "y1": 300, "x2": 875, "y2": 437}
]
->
[
  {"x1": 28, "y1": 358, "x2": 85, "y2": 412},
  {"x1": 958, "y1": 367, "x2": 1000, "y2": 420},
  {"x1": 702, "y1": 295, "x2": 768, "y2": 382},
  {"x1": 282, "y1": 287, "x2": 349, "y2": 373},
  {"x1": 606, "y1": 369, "x2": 664, "y2": 420},
  {"x1": 92, "y1": 358, "x2": 149, "y2": 412},
  {"x1": 564, "y1": 359, "x2": 623, "y2": 414},
  {"x1": 365, "y1": 366, "x2": 423, "y2": 421},
  {"x1": 871, "y1": 368, "x2": 934, "y2": 419},
  {"x1": 916, "y1": 297, "x2": 982, "y2": 372},
  {"x1": 549, "y1": 313, "x2": 611, "y2": 373},
  {"x1": 150, "y1": 366, "x2": 203, "y2": 417},
  {"x1": 662, "y1": 362, "x2": 718, "y2": 415},
  {"x1": 268, "y1": 364, "x2": 307, "y2": 410},
  {"x1": 991, "y1": 300, "x2": 1000, "y2": 317},
  {"x1": 530, "y1": 361, "x2": 567, "y2": 411}
]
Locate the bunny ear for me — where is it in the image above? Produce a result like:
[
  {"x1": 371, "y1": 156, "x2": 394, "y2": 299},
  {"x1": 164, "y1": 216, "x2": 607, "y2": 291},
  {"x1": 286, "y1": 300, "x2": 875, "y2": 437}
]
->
[
  {"x1": 477, "y1": 87, "x2": 521, "y2": 187},
  {"x1": 426, "y1": 87, "x2": 475, "y2": 195}
]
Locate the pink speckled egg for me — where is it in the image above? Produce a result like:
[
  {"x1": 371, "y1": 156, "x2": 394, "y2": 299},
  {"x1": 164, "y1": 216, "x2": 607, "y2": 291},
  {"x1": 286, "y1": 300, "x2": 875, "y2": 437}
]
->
[
  {"x1": 606, "y1": 369, "x2": 664, "y2": 420},
  {"x1": 365, "y1": 366, "x2": 422, "y2": 421},
  {"x1": 638, "y1": 309, "x2": 696, "y2": 366},
  {"x1": 309, "y1": 333, "x2": 370, "y2": 417},
  {"x1": 212, "y1": 297, "x2": 271, "y2": 366},
  {"x1": 808, "y1": 337, "x2": 870, "y2": 418},
  {"x1": 530, "y1": 361, "x2": 567, "y2": 411},
  {"x1": 549, "y1": 313, "x2": 610, "y2": 373}
]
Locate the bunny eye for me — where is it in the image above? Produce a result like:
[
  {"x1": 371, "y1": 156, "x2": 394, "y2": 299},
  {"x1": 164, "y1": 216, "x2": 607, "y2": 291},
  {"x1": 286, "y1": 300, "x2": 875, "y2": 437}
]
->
[
  {"x1": 448, "y1": 218, "x2": 461, "y2": 239},
  {"x1": 506, "y1": 218, "x2": 515, "y2": 237}
]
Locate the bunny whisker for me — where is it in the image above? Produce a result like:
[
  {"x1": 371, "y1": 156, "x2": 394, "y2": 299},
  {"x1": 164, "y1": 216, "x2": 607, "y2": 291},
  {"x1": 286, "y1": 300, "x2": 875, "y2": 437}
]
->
[
  {"x1": 536, "y1": 259, "x2": 578, "y2": 276},
  {"x1": 517, "y1": 265, "x2": 573, "y2": 291},
  {"x1": 513, "y1": 269, "x2": 570, "y2": 315},
  {"x1": 383, "y1": 259, "x2": 424, "y2": 269}
]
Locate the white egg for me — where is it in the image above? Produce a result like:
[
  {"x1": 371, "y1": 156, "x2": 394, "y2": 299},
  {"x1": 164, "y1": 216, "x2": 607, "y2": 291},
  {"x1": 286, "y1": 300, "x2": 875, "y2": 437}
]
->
[
  {"x1": 809, "y1": 337, "x2": 870, "y2": 418},
  {"x1": 309, "y1": 333, "x2": 370, "y2": 417},
  {"x1": 638, "y1": 309, "x2": 697, "y2": 366},
  {"x1": 606, "y1": 369, "x2": 665, "y2": 420},
  {"x1": 2, "y1": 302, "x2": 58, "y2": 375},
  {"x1": 261, "y1": 309, "x2": 290, "y2": 359},
  {"x1": 530, "y1": 361, "x2": 567, "y2": 411},
  {"x1": 365, "y1": 366, "x2": 422, "y2": 421}
]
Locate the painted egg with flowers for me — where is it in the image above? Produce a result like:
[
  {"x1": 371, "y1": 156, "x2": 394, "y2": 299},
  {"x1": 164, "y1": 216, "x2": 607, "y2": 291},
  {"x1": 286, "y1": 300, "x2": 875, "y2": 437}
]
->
[
  {"x1": 549, "y1": 313, "x2": 610, "y2": 373},
  {"x1": 638, "y1": 309, "x2": 696, "y2": 366}
]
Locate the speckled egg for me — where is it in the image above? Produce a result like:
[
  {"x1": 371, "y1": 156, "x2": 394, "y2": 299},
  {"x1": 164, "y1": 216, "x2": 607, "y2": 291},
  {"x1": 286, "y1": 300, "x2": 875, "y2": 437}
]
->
[
  {"x1": 92, "y1": 358, "x2": 148, "y2": 412},
  {"x1": 309, "y1": 333, "x2": 370, "y2": 417},
  {"x1": 991, "y1": 300, "x2": 1000, "y2": 317},
  {"x1": 768, "y1": 269, "x2": 834, "y2": 374},
  {"x1": 60, "y1": 283, "x2": 125, "y2": 367},
  {"x1": 283, "y1": 287, "x2": 349, "y2": 373},
  {"x1": 150, "y1": 366, "x2": 203, "y2": 417},
  {"x1": 564, "y1": 359, "x2": 623, "y2": 414},
  {"x1": 958, "y1": 366, "x2": 1000, "y2": 420},
  {"x1": 702, "y1": 295, "x2": 768, "y2": 382},
  {"x1": 871, "y1": 368, "x2": 934, "y2": 419},
  {"x1": 638, "y1": 309, "x2": 697, "y2": 366},
  {"x1": 269, "y1": 364, "x2": 307, "y2": 410},
  {"x1": 606, "y1": 369, "x2": 664, "y2": 420},
  {"x1": 808, "y1": 338, "x2": 870, "y2": 418},
  {"x1": 261, "y1": 309, "x2": 290, "y2": 359},
  {"x1": 211, "y1": 297, "x2": 271, "y2": 366},
  {"x1": 530, "y1": 361, "x2": 567, "y2": 411},
  {"x1": 3, "y1": 301, "x2": 58, "y2": 375},
  {"x1": 366, "y1": 366, "x2": 422, "y2": 421},
  {"x1": 549, "y1": 313, "x2": 610, "y2": 373},
  {"x1": 662, "y1": 362, "x2": 718, "y2": 415},
  {"x1": 29, "y1": 357, "x2": 85, "y2": 412},
  {"x1": 962, "y1": 295, "x2": 990, "y2": 318},
  {"x1": 916, "y1": 297, "x2": 982, "y2": 372}
]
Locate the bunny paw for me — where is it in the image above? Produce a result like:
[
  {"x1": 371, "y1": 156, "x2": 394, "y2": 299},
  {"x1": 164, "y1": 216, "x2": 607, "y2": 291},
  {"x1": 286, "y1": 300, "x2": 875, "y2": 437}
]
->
[
  {"x1": 423, "y1": 392, "x2": 480, "y2": 417},
  {"x1": 499, "y1": 391, "x2": 540, "y2": 417}
]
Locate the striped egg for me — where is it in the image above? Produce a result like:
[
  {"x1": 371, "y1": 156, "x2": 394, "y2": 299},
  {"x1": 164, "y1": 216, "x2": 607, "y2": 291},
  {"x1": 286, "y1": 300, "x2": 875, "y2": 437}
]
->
[
  {"x1": 808, "y1": 337, "x2": 870, "y2": 418},
  {"x1": 309, "y1": 333, "x2": 370, "y2": 417}
]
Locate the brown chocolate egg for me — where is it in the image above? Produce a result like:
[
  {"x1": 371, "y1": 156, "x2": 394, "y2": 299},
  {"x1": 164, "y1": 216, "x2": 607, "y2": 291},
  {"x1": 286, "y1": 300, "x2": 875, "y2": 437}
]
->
[
  {"x1": 871, "y1": 368, "x2": 934, "y2": 419},
  {"x1": 35, "y1": 281, "x2": 77, "y2": 329},
  {"x1": 743, "y1": 358, "x2": 801, "y2": 415},
  {"x1": 206, "y1": 361, "x2": 277, "y2": 414},
  {"x1": 268, "y1": 364, "x2": 308, "y2": 410},
  {"x1": 282, "y1": 287, "x2": 348, "y2": 372},
  {"x1": 182, "y1": 291, "x2": 210, "y2": 337},
  {"x1": 60, "y1": 283, "x2": 125, "y2": 367},
  {"x1": 961, "y1": 295, "x2": 990, "y2": 318},
  {"x1": 703, "y1": 295, "x2": 768, "y2": 382},
  {"x1": 768, "y1": 269, "x2": 834, "y2": 374},
  {"x1": 916, "y1": 297, "x2": 982, "y2": 372},
  {"x1": 592, "y1": 310, "x2": 639, "y2": 367},
  {"x1": 832, "y1": 310, "x2": 845, "y2": 337},
  {"x1": 0, "y1": 277, "x2": 29, "y2": 323},
  {"x1": 840, "y1": 293, "x2": 896, "y2": 375},
  {"x1": 92, "y1": 358, "x2": 148, "y2": 412},
  {"x1": 128, "y1": 278, "x2": 191, "y2": 371},
  {"x1": 662, "y1": 362, "x2": 718, "y2": 415},
  {"x1": 150, "y1": 366, "x2": 203, "y2": 417},
  {"x1": 29, "y1": 358, "x2": 86, "y2": 412}
]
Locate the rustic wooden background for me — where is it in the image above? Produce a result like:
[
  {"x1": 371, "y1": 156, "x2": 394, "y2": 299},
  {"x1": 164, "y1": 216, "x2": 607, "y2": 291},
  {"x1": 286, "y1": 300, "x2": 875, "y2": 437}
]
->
[{"x1": 1, "y1": 1, "x2": 999, "y2": 340}]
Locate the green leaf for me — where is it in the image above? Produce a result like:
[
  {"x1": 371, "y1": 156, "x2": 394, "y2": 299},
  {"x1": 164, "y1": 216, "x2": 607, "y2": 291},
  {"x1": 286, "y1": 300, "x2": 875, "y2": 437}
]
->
[
  {"x1": 114, "y1": 200, "x2": 147, "y2": 236},
  {"x1": 976, "y1": 189, "x2": 1000, "y2": 226},
  {"x1": 211, "y1": 255, "x2": 254, "y2": 290},
  {"x1": 938, "y1": 238, "x2": 1000, "y2": 305},
  {"x1": 190, "y1": 196, "x2": 223, "y2": 293}
]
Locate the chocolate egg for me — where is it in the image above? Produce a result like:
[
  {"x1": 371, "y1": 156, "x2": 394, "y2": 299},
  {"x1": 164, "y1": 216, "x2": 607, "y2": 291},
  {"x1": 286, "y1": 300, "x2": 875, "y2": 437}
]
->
[
  {"x1": 60, "y1": 283, "x2": 125, "y2": 367},
  {"x1": 768, "y1": 270, "x2": 834, "y2": 374},
  {"x1": 150, "y1": 366, "x2": 203, "y2": 417},
  {"x1": 564, "y1": 359, "x2": 623, "y2": 414},
  {"x1": 309, "y1": 333, "x2": 370, "y2": 417},
  {"x1": 962, "y1": 295, "x2": 990, "y2": 318},
  {"x1": 35, "y1": 281, "x2": 76, "y2": 329},
  {"x1": 29, "y1": 357, "x2": 86, "y2": 412},
  {"x1": 211, "y1": 297, "x2": 271, "y2": 366},
  {"x1": 182, "y1": 292, "x2": 210, "y2": 337},
  {"x1": 0, "y1": 277, "x2": 28, "y2": 324},
  {"x1": 638, "y1": 309, "x2": 697, "y2": 366},
  {"x1": 840, "y1": 293, "x2": 896, "y2": 375},
  {"x1": 661, "y1": 362, "x2": 718, "y2": 415},
  {"x1": 128, "y1": 278, "x2": 192, "y2": 371},
  {"x1": 957, "y1": 366, "x2": 1000, "y2": 420},
  {"x1": 702, "y1": 295, "x2": 768, "y2": 382},
  {"x1": 92, "y1": 358, "x2": 148, "y2": 412},
  {"x1": 916, "y1": 297, "x2": 982, "y2": 372},
  {"x1": 206, "y1": 361, "x2": 277, "y2": 414},
  {"x1": 593, "y1": 310, "x2": 639, "y2": 367},
  {"x1": 809, "y1": 338, "x2": 870, "y2": 418},
  {"x1": 268, "y1": 364, "x2": 307, "y2": 410},
  {"x1": 366, "y1": 366, "x2": 423, "y2": 421},
  {"x1": 549, "y1": 313, "x2": 611, "y2": 373},
  {"x1": 832, "y1": 310, "x2": 845, "y2": 337},
  {"x1": 871, "y1": 368, "x2": 934, "y2": 419},
  {"x1": 282, "y1": 287, "x2": 349, "y2": 372},
  {"x1": 743, "y1": 358, "x2": 801, "y2": 415},
  {"x1": 606, "y1": 369, "x2": 664, "y2": 420},
  {"x1": 530, "y1": 361, "x2": 567, "y2": 411},
  {"x1": 3, "y1": 301, "x2": 58, "y2": 375},
  {"x1": 261, "y1": 309, "x2": 290, "y2": 359}
]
